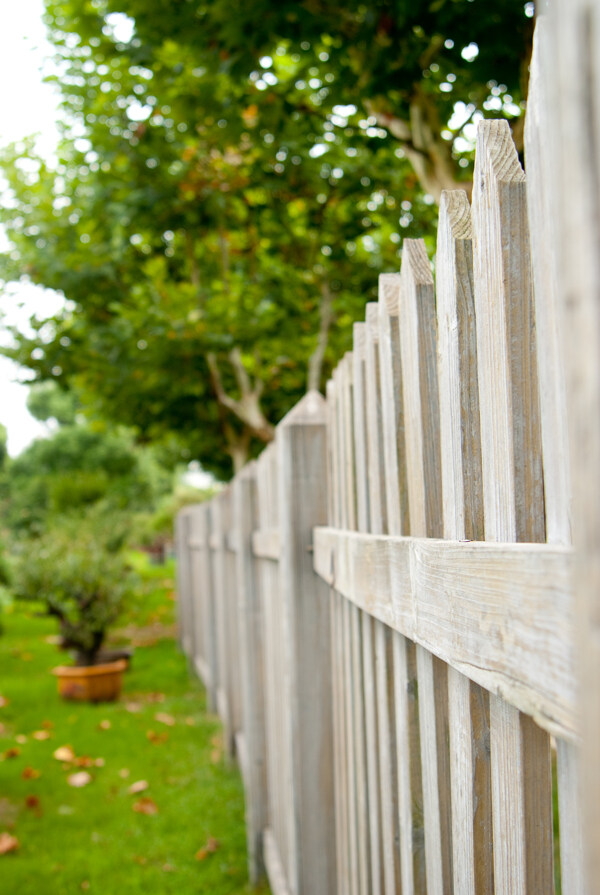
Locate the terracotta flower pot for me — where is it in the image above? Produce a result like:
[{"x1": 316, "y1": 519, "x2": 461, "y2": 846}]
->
[{"x1": 52, "y1": 659, "x2": 127, "y2": 702}]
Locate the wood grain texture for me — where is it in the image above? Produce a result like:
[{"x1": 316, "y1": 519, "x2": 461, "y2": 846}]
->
[
  {"x1": 473, "y1": 118, "x2": 553, "y2": 892},
  {"x1": 436, "y1": 190, "x2": 483, "y2": 544},
  {"x1": 544, "y1": 3, "x2": 600, "y2": 888},
  {"x1": 378, "y1": 273, "x2": 409, "y2": 537},
  {"x1": 436, "y1": 189, "x2": 492, "y2": 895},
  {"x1": 233, "y1": 463, "x2": 267, "y2": 884},
  {"x1": 277, "y1": 391, "x2": 336, "y2": 895},
  {"x1": 526, "y1": 22, "x2": 584, "y2": 895},
  {"x1": 399, "y1": 238, "x2": 442, "y2": 540},
  {"x1": 399, "y1": 235, "x2": 451, "y2": 893},
  {"x1": 313, "y1": 528, "x2": 576, "y2": 741},
  {"x1": 251, "y1": 528, "x2": 280, "y2": 561},
  {"x1": 264, "y1": 828, "x2": 294, "y2": 895},
  {"x1": 472, "y1": 120, "x2": 544, "y2": 545},
  {"x1": 393, "y1": 632, "x2": 426, "y2": 893}
]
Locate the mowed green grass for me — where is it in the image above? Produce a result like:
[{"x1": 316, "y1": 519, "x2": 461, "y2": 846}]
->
[{"x1": 0, "y1": 554, "x2": 269, "y2": 895}]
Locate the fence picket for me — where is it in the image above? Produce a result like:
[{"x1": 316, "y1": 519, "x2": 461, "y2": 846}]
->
[
  {"x1": 472, "y1": 118, "x2": 554, "y2": 894},
  {"x1": 436, "y1": 189, "x2": 492, "y2": 895}
]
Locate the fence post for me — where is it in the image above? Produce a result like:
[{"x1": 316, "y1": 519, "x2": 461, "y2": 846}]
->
[
  {"x1": 234, "y1": 461, "x2": 267, "y2": 885},
  {"x1": 175, "y1": 509, "x2": 194, "y2": 660},
  {"x1": 277, "y1": 390, "x2": 336, "y2": 895}
]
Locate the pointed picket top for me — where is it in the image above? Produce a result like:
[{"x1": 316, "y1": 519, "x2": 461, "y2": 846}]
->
[
  {"x1": 278, "y1": 389, "x2": 327, "y2": 428},
  {"x1": 476, "y1": 118, "x2": 525, "y2": 185},
  {"x1": 401, "y1": 238, "x2": 433, "y2": 287},
  {"x1": 440, "y1": 190, "x2": 472, "y2": 241},
  {"x1": 379, "y1": 273, "x2": 401, "y2": 315}
]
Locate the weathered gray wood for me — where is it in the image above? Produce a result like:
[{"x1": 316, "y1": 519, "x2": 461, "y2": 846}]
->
[
  {"x1": 417, "y1": 647, "x2": 452, "y2": 895},
  {"x1": 473, "y1": 118, "x2": 553, "y2": 892},
  {"x1": 399, "y1": 238, "x2": 442, "y2": 540},
  {"x1": 525, "y1": 22, "x2": 583, "y2": 895},
  {"x1": 326, "y1": 377, "x2": 344, "y2": 895},
  {"x1": 447, "y1": 669, "x2": 492, "y2": 895},
  {"x1": 194, "y1": 503, "x2": 217, "y2": 711},
  {"x1": 472, "y1": 120, "x2": 545, "y2": 545},
  {"x1": 234, "y1": 462, "x2": 267, "y2": 885},
  {"x1": 313, "y1": 528, "x2": 576, "y2": 741},
  {"x1": 436, "y1": 189, "x2": 492, "y2": 895},
  {"x1": 399, "y1": 236, "x2": 451, "y2": 894},
  {"x1": 393, "y1": 632, "x2": 426, "y2": 893},
  {"x1": 328, "y1": 372, "x2": 350, "y2": 895},
  {"x1": 263, "y1": 828, "x2": 294, "y2": 895},
  {"x1": 436, "y1": 191, "x2": 483, "y2": 544},
  {"x1": 546, "y1": 0, "x2": 600, "y2": 883},
  {"x1": 378, "y1": 273, "x2": 409, "y2": 537},
  {"x1": 277, "y1": 391, "x2": 336, "y2": 895},
  {"x1": 362, "y1": 307, "x2": 389, "y2": 895},
  {"x1": 352, "y1": 319, "x2": 382, "y2": 895},
  {"x1": 352, "y1": 323, "x2": 370, "y2": 532},
  {"x1": 525, "y1": 18, "x2": 571, "y2": 548},
  {"x1": 175, "y1": 509, "x2": 194, "y2": 657},
  {"x1": 338, "y1": 356, "x2": 360, "y2": 895},
  {"x1": 251, "y1": 528, "x2": 280, "y2": 561}
]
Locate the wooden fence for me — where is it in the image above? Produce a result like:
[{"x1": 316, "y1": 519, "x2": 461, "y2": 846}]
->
[{"x1": 176, "y1": 14, "x2": 598, "y2": 894}]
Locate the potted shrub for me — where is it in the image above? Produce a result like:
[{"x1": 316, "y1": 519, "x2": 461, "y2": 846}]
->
[{"x1": 13, "y1": 528, "x2": 136, "y2": 701}]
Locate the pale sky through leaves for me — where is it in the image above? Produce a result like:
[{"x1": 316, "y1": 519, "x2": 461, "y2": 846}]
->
[{"x1": 0, "y1": 0, "x2": 63, "y2": 455}]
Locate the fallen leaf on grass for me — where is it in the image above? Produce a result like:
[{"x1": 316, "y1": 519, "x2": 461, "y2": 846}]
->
[
  {"x1": 127, "y1": 780, "x2": 148, "y2": 795},
  {"x1": 73, "y1": 756, "x2": 94, "y2": 768},
  {"x1": 2, "y1": 748, "x2": 20, "y2": 760},
  {"x1": 195, "y1": 837, "x2": 220, "y2": 861},
  {"x1": 154, "y1": 712, "x2": 175, "y2": 727},
  {"x1": 94, "y1": 758, "x2": 105, "y2": 768},
  {"x1": 124, "y1": 702, "x2": 142, "y2": 714},
  {"x1": 118, "y1": 768, "x2": 130, "y2": 779},
  {"x1": 0, "y1": 697, "x2": 9, "y2": 709},
  {"x1": 146, "y1": 692, "x2": 165, "y2": 704},
  {"x1": 25, "y1": 795, "x2": 43, "y2": 817},
  {"x1": 41, "y1": 720, "x2": 54, "y2": 730},
  {"x1": 185, "y1": 717, "x2": 196, "y2": 727},
  {"x1": 132, "y1": 797, "x2": 158, "y2": 815},
  {"x1": 146, "y1": 730, "x2": 168, "y2": 744},
  {"x1": 32, "y1": 730, "x2": 51, "y2": 741},
  {"x1": 68, "y1": 772, "x2": 92, "y2": 788},
  {"x1": 0, "y1": 833, "x2": 19, "y2": 855},
  {"x1": 53, "y1": 745, "x2": 75, "y2": 763},
  {"x1": 15, "y1": 735, "x2": 27, "y2": 745},
  {"x1": 98, "y1": 720, "x2": 111, "y2": 730},
  {"x1": 22, "y1": 767, "x2": 41, "y2": 780}
]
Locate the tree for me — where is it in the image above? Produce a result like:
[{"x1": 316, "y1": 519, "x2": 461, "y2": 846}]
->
[
  {"x1": 0, "y1": 0, "x2": 530, "y2": 475},
  {"x1": 97, "y1": 0, "x2": 534, "y2": 199}
]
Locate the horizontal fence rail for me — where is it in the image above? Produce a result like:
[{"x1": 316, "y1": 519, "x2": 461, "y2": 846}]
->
[{"x1": 175, "y1": 18, "x2": 595, "y2": 895}]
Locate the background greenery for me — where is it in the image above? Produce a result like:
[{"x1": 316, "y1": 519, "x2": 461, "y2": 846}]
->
[
  {"x1": 0, "y1": 0, "x2": 534, "y2": 478},
  {"x1": 0, "y1": 553, "x2": 269, "y2": 894}
]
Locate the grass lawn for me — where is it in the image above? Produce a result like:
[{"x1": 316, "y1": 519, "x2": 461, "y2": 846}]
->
[{"x1": 0, "y1": 552, "x2": 269, "y2": 895}]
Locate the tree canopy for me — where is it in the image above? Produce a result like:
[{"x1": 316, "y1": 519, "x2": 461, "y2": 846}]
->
[{"x1": 0, "y1": 0, "x2": 534, "y2": 476}]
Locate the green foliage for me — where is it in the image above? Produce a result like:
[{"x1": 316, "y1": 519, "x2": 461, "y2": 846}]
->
[
  {"x1": 26, "y1": 381, "x2": 79, "y2": 426},
  {"x1": 12, "y1": 524, "x2": 137, "y2": 664},
  {"x1": 0, "y1": 0, "x2": 532, "y2": 476},
  {"x1": 1, "y1": 420, "x2": 172, "y2": 535},
  {"x1": 0, "y1": 559, "x2": 266, "y2": 894},
  {"x1": 132, "y1": 483, "x2": 216, "y2": 550}
]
